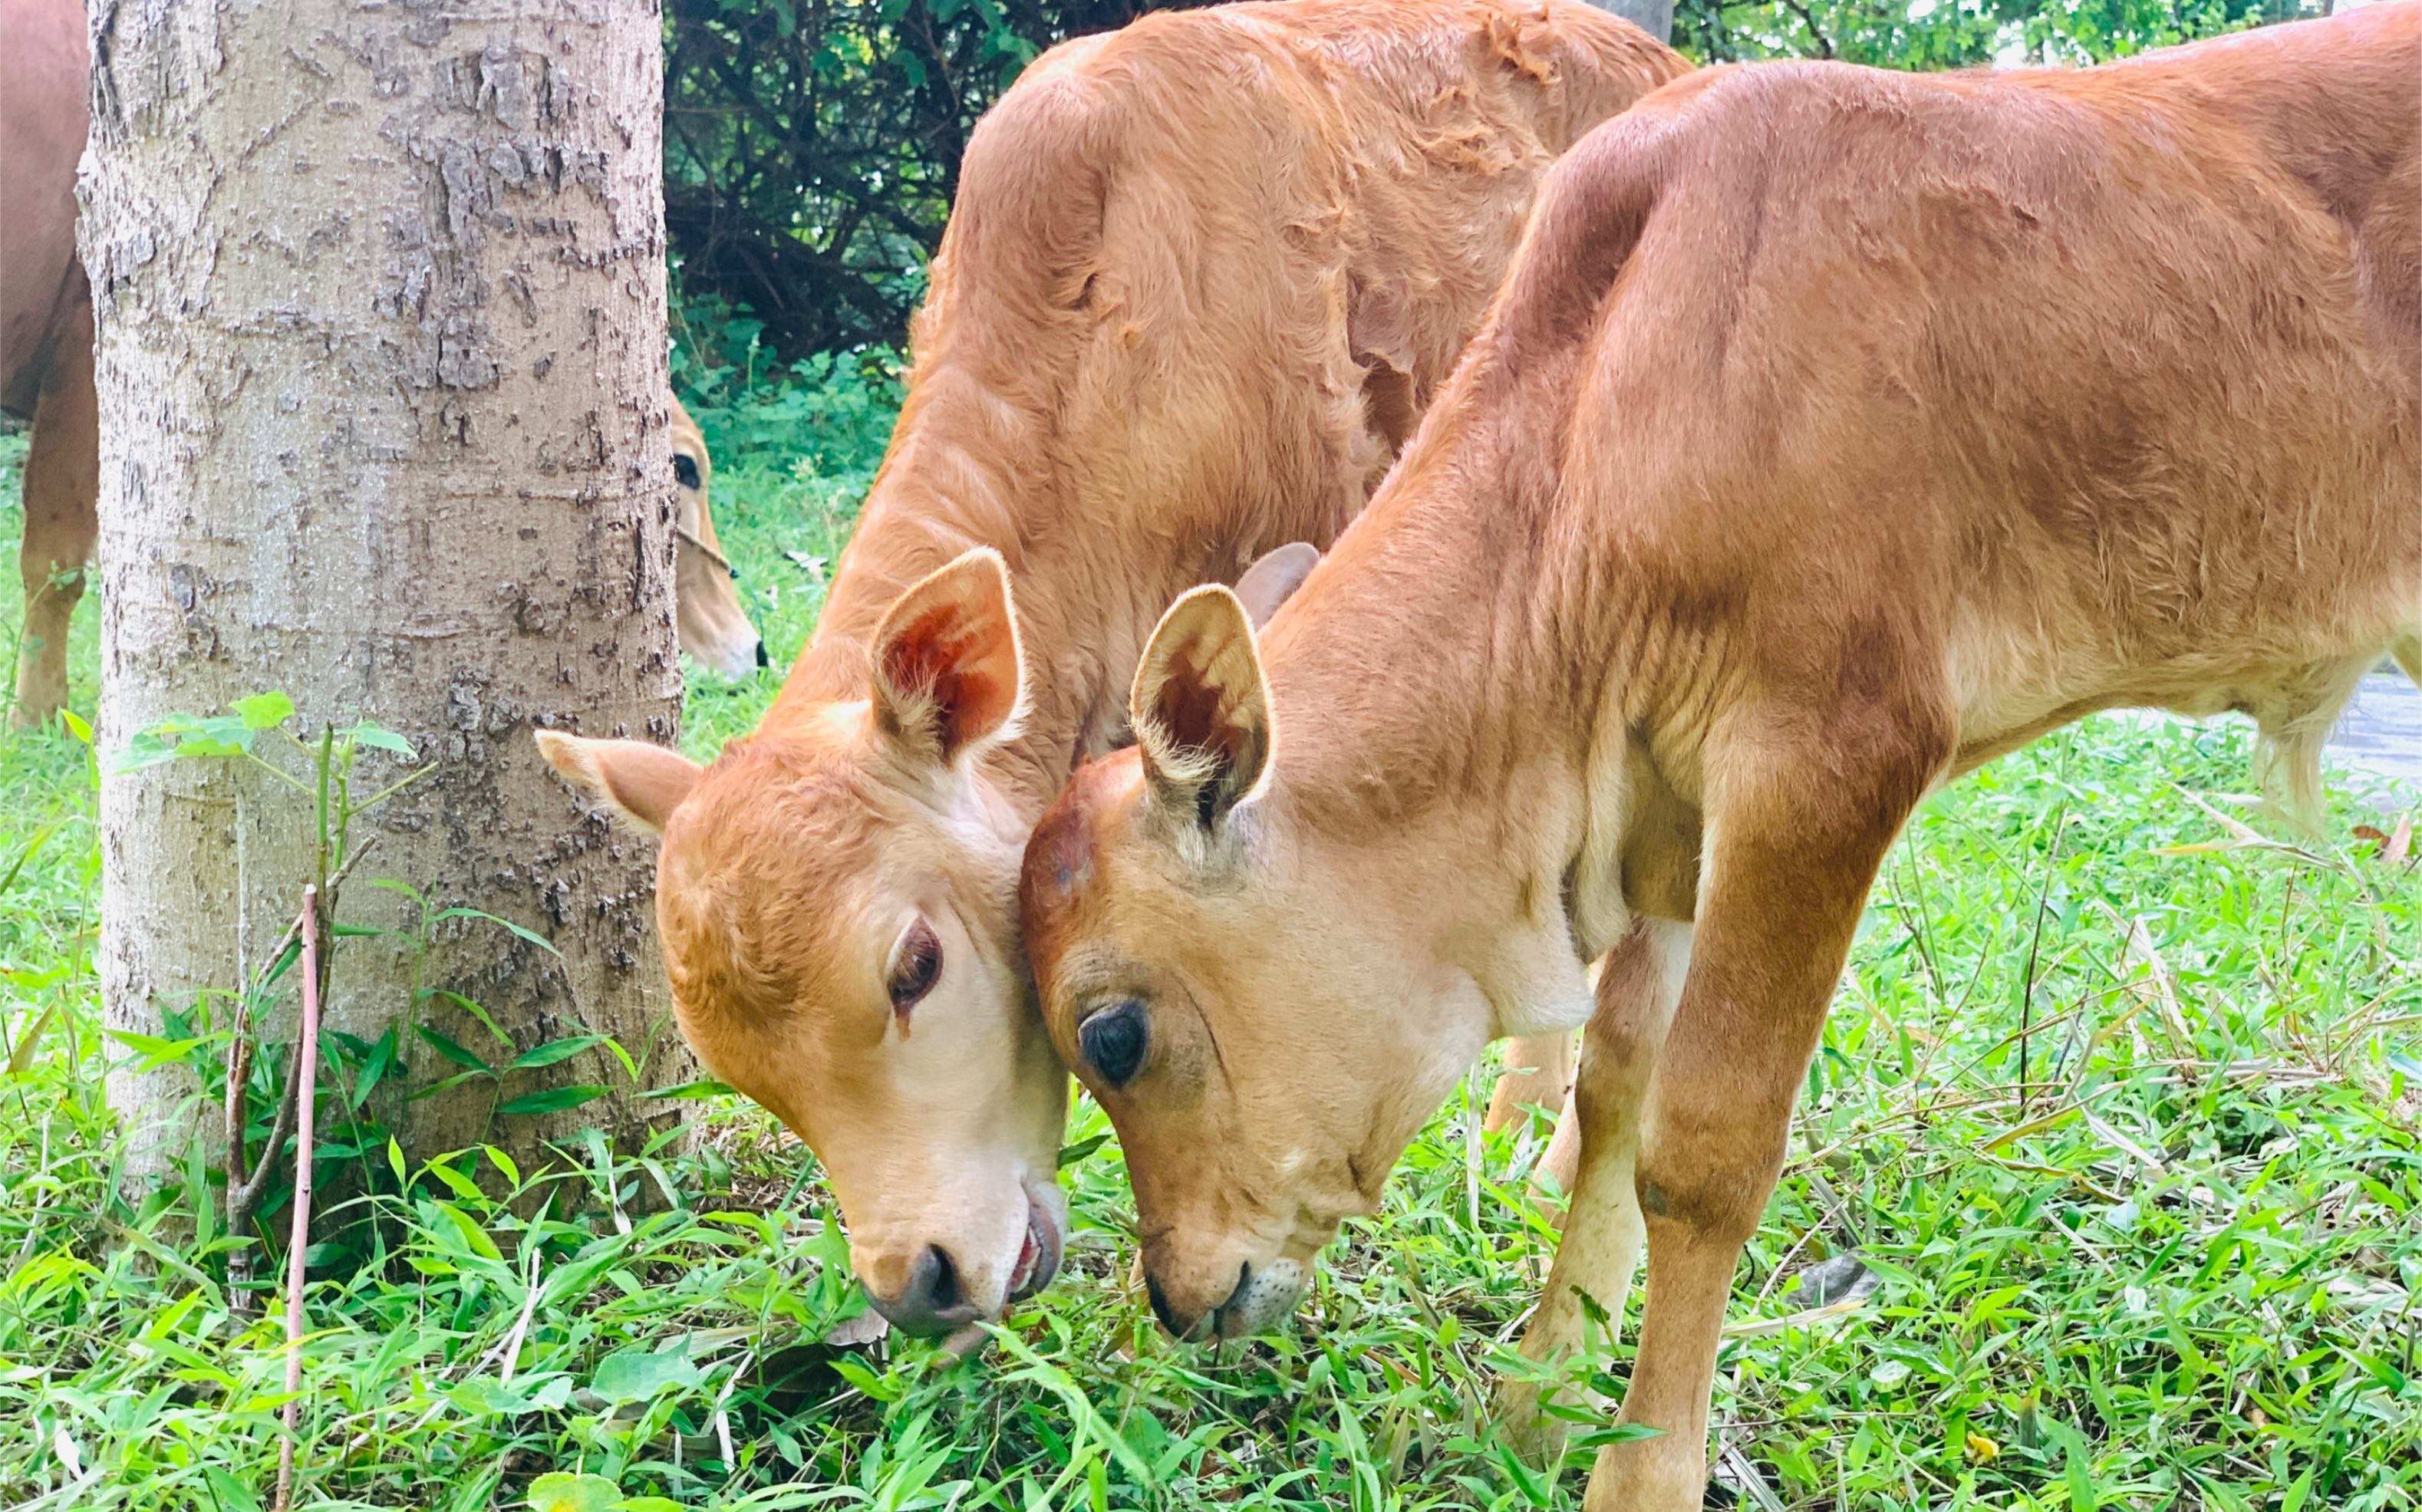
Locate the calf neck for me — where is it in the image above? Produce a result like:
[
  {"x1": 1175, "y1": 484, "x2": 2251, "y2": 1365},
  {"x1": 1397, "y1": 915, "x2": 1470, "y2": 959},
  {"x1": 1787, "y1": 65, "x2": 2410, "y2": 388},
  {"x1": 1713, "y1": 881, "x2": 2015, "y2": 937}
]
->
[
  {"x1": 1022, "y1": 8, "x2": 2418, "y2": 1504},
  {"x1": 539, "y1": 0, "x2": 1683, "y2": 1335}
]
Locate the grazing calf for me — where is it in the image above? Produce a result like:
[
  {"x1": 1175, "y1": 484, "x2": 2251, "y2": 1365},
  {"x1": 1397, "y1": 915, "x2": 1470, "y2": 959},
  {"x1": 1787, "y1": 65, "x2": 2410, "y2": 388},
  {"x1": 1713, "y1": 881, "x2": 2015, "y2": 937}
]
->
[
  {"x1": 668, "y1": 395, "x2": 768, "y2": 678},
  {"x1": 539, "y1": 0, "x2": 1684, "y2": 1339},
  {"x1": 1019, "y1": 8, "x2": 2418, "y2": 1507}
]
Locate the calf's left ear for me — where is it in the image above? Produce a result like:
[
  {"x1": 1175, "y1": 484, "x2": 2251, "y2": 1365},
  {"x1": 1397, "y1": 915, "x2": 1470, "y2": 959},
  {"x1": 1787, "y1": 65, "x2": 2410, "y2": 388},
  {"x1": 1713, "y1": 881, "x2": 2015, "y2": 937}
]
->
[
  {"x1": 871, "y1": 548, "x2": 1027, "y2": 764},
  {"x1": 535, "y1": 731, "x2": 705, "y2": 838},
  {"x1": 1131, "y1": 585, "x2": 1273, "y2": 830},
  {"x1": 1233, "y1": 542, "x2": 1319, "y2": 629}
]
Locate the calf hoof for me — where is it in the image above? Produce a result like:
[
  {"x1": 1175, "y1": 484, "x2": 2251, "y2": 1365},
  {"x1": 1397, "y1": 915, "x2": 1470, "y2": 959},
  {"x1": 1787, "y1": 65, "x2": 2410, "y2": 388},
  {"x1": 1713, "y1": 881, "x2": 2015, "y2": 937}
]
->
[
  {"x1": 1580, "y1": 1441, "x2": 1706, "y2": 1512},
  {"x1": 1491, "y1": 1373, "x2": 1574, "y2": 1465}
]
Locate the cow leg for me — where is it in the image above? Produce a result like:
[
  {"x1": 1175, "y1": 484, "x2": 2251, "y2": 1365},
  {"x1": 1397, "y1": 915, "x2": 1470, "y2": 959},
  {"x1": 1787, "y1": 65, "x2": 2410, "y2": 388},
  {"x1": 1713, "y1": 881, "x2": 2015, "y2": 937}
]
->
[
  {"x1": 1497, "y1": 917, "x2": 1689, "y2": 1460},
  {"x1": 1483, "y1": 1029, "x2": 1574, "y2": 1137},
  {"x1": 1530, "y1": 1079, "x2": 1580, "y2": 1210},
  {"x1": 1583, "y1": 726, "x2": 1934, "y2": 1512},
  {"x1": 14, "y1": 301, "x2": 97, "y2": 729}
]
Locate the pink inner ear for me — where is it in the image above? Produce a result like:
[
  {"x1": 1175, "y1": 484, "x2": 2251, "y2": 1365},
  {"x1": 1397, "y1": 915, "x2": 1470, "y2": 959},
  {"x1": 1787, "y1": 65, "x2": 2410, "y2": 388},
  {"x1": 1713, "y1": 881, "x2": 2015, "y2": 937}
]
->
[
  {"x1": 1153, "y1": 636, "x2": 1239, "y2": 759},
  {"x1": 884, "y1": 598, "x2": 1017, "y2": 750}
]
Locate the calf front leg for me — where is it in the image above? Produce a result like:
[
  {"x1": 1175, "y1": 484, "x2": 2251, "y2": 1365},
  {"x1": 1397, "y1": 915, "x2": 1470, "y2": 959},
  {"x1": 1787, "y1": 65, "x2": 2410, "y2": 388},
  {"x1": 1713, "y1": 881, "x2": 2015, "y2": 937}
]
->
[
  {"x1": 1585, "y1": 730, "x2": 1935, "y2": 1511},
  {"x1": 13, "y1": 301, "x2": 97, "y2": 729},
  {"x1": 1498, "y1": 917, "x2": 1690, "y2": 1460}
]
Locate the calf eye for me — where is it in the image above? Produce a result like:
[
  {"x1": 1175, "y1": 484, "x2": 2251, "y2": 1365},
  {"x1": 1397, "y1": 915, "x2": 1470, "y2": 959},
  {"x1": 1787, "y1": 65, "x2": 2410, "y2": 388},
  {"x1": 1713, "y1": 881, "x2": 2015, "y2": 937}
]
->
[
  {"x1": 673, "y1": 453, "x2": 702, "y2": 489},
  {"x1": 1079, "y1": 1001, "x2": 1148, "y2": 1088},
  {"x1": 888, "y1": 921, "x2": 941, "y2": 1014}
]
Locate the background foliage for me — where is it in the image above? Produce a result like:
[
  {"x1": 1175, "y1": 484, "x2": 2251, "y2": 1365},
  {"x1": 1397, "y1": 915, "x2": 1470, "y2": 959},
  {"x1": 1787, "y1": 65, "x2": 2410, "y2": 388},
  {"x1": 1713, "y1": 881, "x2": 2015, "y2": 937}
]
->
[{"x1": 663, "y1": 0, "x2": 2328, "y2": 361}]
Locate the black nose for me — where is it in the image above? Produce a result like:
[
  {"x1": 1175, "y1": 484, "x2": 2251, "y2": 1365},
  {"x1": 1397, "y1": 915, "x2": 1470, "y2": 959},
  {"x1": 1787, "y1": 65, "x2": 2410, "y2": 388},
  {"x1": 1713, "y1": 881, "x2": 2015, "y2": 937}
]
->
[
  {"x1": 754, "y1": 639, "x2": 769, "y2": 668},
  {"x1": 868, "y1": 1245, "x2": 980, "y2": 1336},
  {"x1": 1144, "y1": 1270, "x2": 1191, "y2": 1339}
]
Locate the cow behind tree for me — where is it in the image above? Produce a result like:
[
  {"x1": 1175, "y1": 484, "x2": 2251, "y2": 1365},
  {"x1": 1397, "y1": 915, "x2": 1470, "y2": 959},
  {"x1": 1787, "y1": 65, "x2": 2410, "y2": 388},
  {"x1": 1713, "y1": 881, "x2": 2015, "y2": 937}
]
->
[
  {"x1": 0, "y1": 0, "x2": 95, "y2": 729},
  {"x1": 0, "y1": 0, "x2": 760, "y2": 723}
]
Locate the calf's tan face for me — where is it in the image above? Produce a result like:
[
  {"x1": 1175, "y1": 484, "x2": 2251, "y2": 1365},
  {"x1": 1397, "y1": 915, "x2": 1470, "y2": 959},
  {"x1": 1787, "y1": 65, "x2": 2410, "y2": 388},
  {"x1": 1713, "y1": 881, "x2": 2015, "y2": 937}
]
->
[
  {"x1": 1020, "y1": 586, "x2": 1495, "y2": 1340},
  {"x1": 669, "y1": 396, "x2": 768, "y2": 678},
  {"x1": 540, "y1": 552, "x2": 1070, "y2": 1335}
]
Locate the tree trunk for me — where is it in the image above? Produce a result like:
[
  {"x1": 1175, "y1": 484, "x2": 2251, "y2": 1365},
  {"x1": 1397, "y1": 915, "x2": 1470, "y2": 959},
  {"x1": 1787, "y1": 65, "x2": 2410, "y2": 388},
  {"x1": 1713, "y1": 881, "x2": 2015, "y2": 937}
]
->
[
  {"x1": 1583, "y1": 0, "x2": 1675, "y2": 43},
  {"x1": 84, "y1": 0, "x2": 689, "y2": 1185}
]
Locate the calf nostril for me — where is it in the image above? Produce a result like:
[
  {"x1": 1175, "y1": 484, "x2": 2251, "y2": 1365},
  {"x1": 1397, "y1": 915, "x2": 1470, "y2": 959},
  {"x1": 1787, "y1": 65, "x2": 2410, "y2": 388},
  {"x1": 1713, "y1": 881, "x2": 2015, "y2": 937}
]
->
[{"x1": 924, "y1": 1244, "x2": 961, "y2": 1313}]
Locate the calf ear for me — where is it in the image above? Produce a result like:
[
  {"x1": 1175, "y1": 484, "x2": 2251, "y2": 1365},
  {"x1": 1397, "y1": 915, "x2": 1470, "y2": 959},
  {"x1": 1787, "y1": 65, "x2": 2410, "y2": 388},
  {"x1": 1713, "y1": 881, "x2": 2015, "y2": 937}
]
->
[
  {"x1": 535, "y1": 731, "x2": 704, "y2": 838},
  {"x1": 1233, "y1": 542, "x2": 1319, "y2": 629},
  {"x1": 1132, "y1": 585, "x2": 1273, "y2": 830},
  {"x1": 871, "y1": 548, "x2": 1026, "y2": 763}
]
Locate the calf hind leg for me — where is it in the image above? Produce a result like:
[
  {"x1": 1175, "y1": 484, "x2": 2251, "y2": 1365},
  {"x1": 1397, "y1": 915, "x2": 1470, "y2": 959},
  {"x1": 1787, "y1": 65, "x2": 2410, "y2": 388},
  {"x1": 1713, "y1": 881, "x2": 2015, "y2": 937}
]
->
[
  {"x1": 1496, "y1": 919, "x2": 1690, "y2": 1459},
  {"x1": 1484, "y1": 1029, "x2": 1575, "y2": 1137},
  {"x1": 12, "y1": 302, "x2": 97, "y2": 729}
]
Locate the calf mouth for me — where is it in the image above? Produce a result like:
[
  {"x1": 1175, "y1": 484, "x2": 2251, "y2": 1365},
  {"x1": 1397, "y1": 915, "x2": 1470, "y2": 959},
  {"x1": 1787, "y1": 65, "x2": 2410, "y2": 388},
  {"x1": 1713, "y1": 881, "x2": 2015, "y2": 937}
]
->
[{"x1": 1006, "y1": 1189, "x2": 1066, "y2": 1303}]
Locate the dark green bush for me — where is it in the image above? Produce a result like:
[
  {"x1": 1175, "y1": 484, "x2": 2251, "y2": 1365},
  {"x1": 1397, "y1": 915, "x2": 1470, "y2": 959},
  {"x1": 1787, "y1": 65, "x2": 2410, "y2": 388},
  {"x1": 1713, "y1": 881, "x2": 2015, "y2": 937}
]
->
[{"x1": 664, "y1": 0, "x2": 2325, "y2": 364}]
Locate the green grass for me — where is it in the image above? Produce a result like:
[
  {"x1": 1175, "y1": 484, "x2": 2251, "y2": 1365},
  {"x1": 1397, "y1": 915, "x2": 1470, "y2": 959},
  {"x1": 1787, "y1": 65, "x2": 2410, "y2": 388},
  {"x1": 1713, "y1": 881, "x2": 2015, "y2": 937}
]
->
[{"x1": 1, "y1": 386, "x2": 2417, "y2": 1511}]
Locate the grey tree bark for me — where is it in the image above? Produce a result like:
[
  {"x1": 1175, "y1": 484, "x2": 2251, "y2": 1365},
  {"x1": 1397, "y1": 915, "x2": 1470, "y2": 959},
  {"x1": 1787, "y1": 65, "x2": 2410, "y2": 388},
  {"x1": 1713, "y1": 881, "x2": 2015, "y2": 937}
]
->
[
  {"x1": 1583, "y1": 0, "x2": 1676, "y2": 43},
  {"x1": 83, "y1": 0, "x2": 690, "y2": 1183}
]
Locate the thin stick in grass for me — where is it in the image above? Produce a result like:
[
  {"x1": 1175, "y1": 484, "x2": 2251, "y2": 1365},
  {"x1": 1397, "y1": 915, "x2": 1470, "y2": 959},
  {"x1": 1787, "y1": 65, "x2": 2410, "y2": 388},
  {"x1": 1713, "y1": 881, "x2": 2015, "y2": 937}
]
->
[
  {"x1": 227, "y1": 835, "x2": 376, "y2": 1316},
  {"x1": 274, "y1": 885, "x2": 321, "y2": 1512}
]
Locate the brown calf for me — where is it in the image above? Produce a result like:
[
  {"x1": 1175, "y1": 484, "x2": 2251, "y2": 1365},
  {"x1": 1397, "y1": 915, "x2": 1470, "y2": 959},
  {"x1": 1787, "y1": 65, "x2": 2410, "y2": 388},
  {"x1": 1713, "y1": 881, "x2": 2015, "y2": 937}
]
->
[
  {"x1": 1020, "y1": 9, "x2": 2419, "y2": 1506},
  {"x1": 667, "y1": 395, "x2": 768, "y2": 678},
  {"x1": 539, "y1": 0, "x2": 1684, "y2": 1339}
]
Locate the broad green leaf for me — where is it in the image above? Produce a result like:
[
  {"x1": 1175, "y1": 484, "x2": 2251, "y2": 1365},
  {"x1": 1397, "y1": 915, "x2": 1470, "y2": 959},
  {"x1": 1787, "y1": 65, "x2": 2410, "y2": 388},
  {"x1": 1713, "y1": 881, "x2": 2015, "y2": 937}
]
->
[
  {"x1": 642, "y1": 1077, "x2": 736, "y2": 1101},
  {"x1": 1056, "y1": 1134, "x2": 1109, "y2": 1168},
  {"x1": 416, "y1": 1024, "x2": 492, "y2": 1075},
  {"x1": 483, "y1": 1145, "x2": 522, "y2": 1188},
  {"x1": 510, "y1": 1034, "x2": 603, "y2": 1071},
  {"x1": 527, "y1": 1471, "x2": 621, "y2": 1512},
  {"x1": 423, "y1": 1157, "x2": 488, "y2": 1207},
  {"x1": 589, "y1": 1347, "x2": 700, "y2": 1405},
  {"x1": 203, "y1": 1466, "x2": 265, "y2": 1512},
  {"x1": 344, "y1": 720, "x2": 418, "y2": 758},
  {"x1": 231, "y1": 691, "x2": 295, "y2": 730},
  {"x1": 427, "y1": 1199, "x2": 506, "y2": 1263},
  {"x1": 104, "y1": 1029, "x2": 210, "y2": 1072},
  {"x1": 2280, "y1": 1467, "x2": 2316, "y2": 1512},
  {"x1": 498, "y1": 1085, "x2": 607, "y2": 1118},
  {"x1": 430, "y1": 906, "x2": 564, "y2": 959}
]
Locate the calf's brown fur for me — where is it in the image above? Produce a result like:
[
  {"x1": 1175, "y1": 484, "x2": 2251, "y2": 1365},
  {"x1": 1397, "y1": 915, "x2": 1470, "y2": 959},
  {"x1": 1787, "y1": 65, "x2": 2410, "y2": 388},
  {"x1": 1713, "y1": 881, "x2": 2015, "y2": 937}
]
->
[
  {"x1": 1022, "y1": 9, "x2": 2419, "y2": 1505},
  {"x1": 539, "y1": 0, "x2": 1684, "y2": 1336}
]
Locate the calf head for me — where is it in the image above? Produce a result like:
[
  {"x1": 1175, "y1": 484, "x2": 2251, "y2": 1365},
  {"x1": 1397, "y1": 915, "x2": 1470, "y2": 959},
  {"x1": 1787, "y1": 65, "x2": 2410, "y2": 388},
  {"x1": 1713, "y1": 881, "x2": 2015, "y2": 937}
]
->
[
  {"x1": 539, "y1": 550, "x2": 1069, "y2": 1334},
  {"x1": 670, "y1": 396, "x2": 768, "y2": 678},
  {"x1": 1020, "y1": 585, "x2": 1525, "y2": 1342}
]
